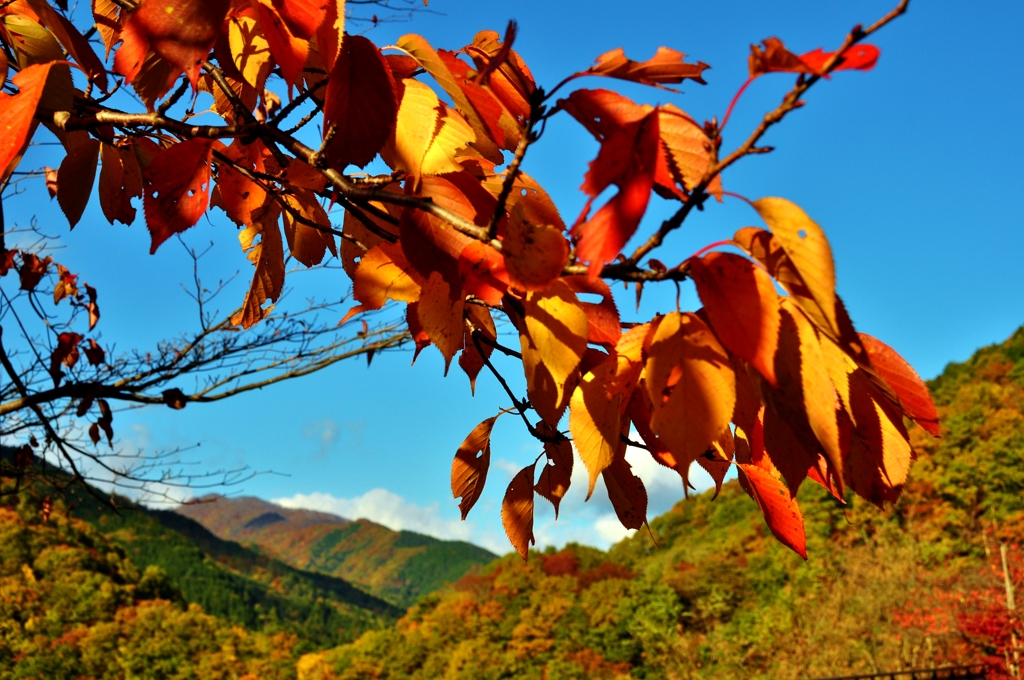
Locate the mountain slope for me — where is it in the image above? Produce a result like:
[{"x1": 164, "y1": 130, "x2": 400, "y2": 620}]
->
[
  {"x1": 177, "y1": 495, "x2": 497, "y2": 607},
  {"x1": 69, "y1": 492, "x2": 401, "y2": 652},
  {"x1": 321, "y1": 326, "x2": 1024, "y2": 679}
]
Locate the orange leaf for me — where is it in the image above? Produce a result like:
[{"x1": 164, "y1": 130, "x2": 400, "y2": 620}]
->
[
  {"x1": 114, "y1": 0, "x2": 230, "y2": 90},
  {"x1": 84, "y1": 283, "x2": 100, "y2": 330},
  {"x1": 738, "y1": 463, "x2": 807, "y2": 559},
  {"x1": 143, "y1": 138, "x2": 216, "y2": 253},
  {"x1": 252, "y1": 0, "x2": 307, "y2": 88},
  {"x1": 535, "y1": 426, "x2": 573, "y2": 519},
  {"x1": 859, "y1": 333, "x2": 940, "y2": 437},
  {"x1": 213, "y1": 138, "x2": 267, "y2": 227},
  {"x1": 800, "y1": 45, "x2": 880, "y2": 73},
  {"x1": 602, "y1": 454, "x2": 648, "y2": 531},
  {"x1": 502, "y1": 202, "x2": 569, "y2": 292},
  {"x1": 844, "y1": 368, "x2": 912, "y2": 507},
  {"x1": 417, "y1": 271, "x2": 465, "y2": 373},
  {"x1": 56, "y1": 133, "x2": 99, "y2": 228},
  {"x1": 451, "y1": 414, "x2": 499, "y2": 520},
  {"x1": 270, "y1": 0, "x2": 327, "y2": 39},
  {"x1": 698, "y1": 428, "x2": 735, "y2": 500},
  {"x1": 502, "y1": 463, "x2": 536, "y2": 560},
  {"x1": 341, "y1": 201, "x2": 397, "y2": 278},
  {"x1": 658, "y1": 104, "x2": 721, "y2": 198},
  {"x1": 346, "y1": 241, "x2": 422, "y2": 319},
  {"x1": 323, "y1": 34, "x2": 397, "y2": 170},
  {"x1": 0, "y1": 63, "x2": 55, "y2": 176},
  {"x1": 584, "y1": 46, "x2": 709, "y2": 90},
  {"x1": 645, "y1": 312, "x2": 736, "y2": 466},
  {"x1": 749, "y1": 38, "x2": 880, "y2": 79},
  {"x1": 92, "y1": 0, "x2": 122, "y2": 59},
  {"x1": 519, "y1": 280, "x2": 589, "y2": 426},
  {"x1": 98, "y1": 142, "x2": 143, "y2": 226},
  {"x1": 282, "y1": 189, "x2": 335, "y2": 267},
  {"x1": 315, "y1": 0, "x2": 345, "y2": 72},
  {"x1": 690, "y1": 251, "x2": 780, "y2": 386}
]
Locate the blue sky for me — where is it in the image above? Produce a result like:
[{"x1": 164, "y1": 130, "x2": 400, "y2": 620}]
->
[{"x1": 8, "y1": 0, "x2": 1023, "y2": 554}]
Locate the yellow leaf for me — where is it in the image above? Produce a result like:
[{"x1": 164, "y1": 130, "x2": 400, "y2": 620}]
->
[
  {"x1": 229, "y1": 15, "x2": 272, "y2": 92},
  {"x1": 341, "y1": 202, "x2": 397, "y2": 278},
  {"x1": 754, "y1": 197, "x2": 838, "y2": 339},
  {"x1": 282, "y1": 190, "x2": 335, "y2": 267},
  {"x1": 422, "y1": 105, "x2": 475, "y2": 177},
  {"x1": 645, "y1": 312, "x2": 736, "y2": 465},
  {"x1": 519, "y1": 280, "x2": 589, "y2": 425},
  {"x1": 569, "y1": 353, "x2": 623, "y2": 499},
  {"x1": 779, "y1": 298, "x2": 843, "y2": 485},
  {"x1": 502, "y1": 464, "x2": 536, "y2": 560},
  {"x1": 417, "y1": 271, "x2": 465, "y2": 373},
  {"x1": 451, "y1": 414, "x2": 499, "y2": 519}
]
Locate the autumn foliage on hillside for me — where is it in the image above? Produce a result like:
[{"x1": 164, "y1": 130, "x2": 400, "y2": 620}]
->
[{"x1": 0, "y1": 0, "x2": 933, "y2": 555}]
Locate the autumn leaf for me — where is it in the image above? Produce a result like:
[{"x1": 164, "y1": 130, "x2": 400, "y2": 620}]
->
[
  {"x1": 569, "y1": 351, "x2": 624, "y2": 498},
  {"x1": 502, "y1": 463, "x2": 536, "y2": 560},
  {"x1": 232, "y1": 204, "x2": 285, "y2": 329},
  {"x1": 345, "y1": 241, "x2": 422, "y2": 321},
  {"x1": 844, "y1": 368, "x2": 912, "y2": 507},
  {"x1": 114, "y1": 0, "x2": 231, "y2": 91},
  {"x1": 143, "y1": 138, "x2": 217, "y2": 253},
  {"x1": 658, "y1": 104, "x2": 721, "y2": 198},
  {"x1": 0, "y1": 62, "x2": 57, "y2": 177},
  {"x1": 52, "y1": 264, "x2": 77, "y2": 304},
  {"x1": 459, "y1": 302, "x2": 496, "y2": 394},
  {"x1": 645, "y1": 312, "x2": 736, "y2": 466},
  {"x1": 452, "y1": 414, "x2": 499, "y2": 520},
  {"x1": 84, "y1": 283, "x2": 100, "y2": 330},
  {"x1": 502, "y1": 202, "x2": 569, "y2": 292},
  {"x1": 282, "y1": 189, "x2": 335, "y2": 267},
  {"x1": 800, "y1": 45, "x2": 880, "y2": 73},
  {"x1": 417, "y1": 271, "x2": 465, "y2": 373},
  {"x1": 698, "y1": 429, "x2": 735, "y2": 500},
  {"x1": 251, "y1": 0, "x2": 308, "y2": 88},
  {"x1": 753, "y1": 197, "x2": 842, "y2": 341},
  {"x1": 562, "y1": 276, "x2": 622, "y2": 349},
  {"x1": 574, "y1": 108, "x2": 660, "y2": 279},
  {"x1": 18, "y1": 253, "x2": 50, "y2": 291},
  {"x1": 535, "y1": 425, "x2": 573, "y2": 518},
  {"x1": 519, "y1": 281, "x2": 589, "y2": 426},
  {"x1": 749, "y1": 37, "x2": 880, "y2": 79},
  {"x1": 603, "y1": 454, "x2": 648, "y2": 530},
  {"x1": 212, "y1": 138, "x2": 267, "y2": 227},
  {"x1": 583, "y1": 46, "x2": 709, "y2": 90},
  {"x1": 92, "y1": 0, "x2": 122, "y2": 58},
  {"x1": 98, "y1": 142, "x2": 143, "y2": 226},
  {"x1": 323, "y1": 34, "x2": 398, "y2": 170},
  {"x1": 49, "y1": 331, "x2": 82, "y2": 385},
  {"x1": 83, "y1": 339, "x2": 105, "y2": 366},
  {"x1": 690, "y1": 251, "x2": 780, "y2": 385},
  {"x1": 738, "y1": 463, "x2": 807, "y2": 559},
  {"x1": 56, "y1": 132, "x2": 100, "y2": 228},
  {"x1": 859, "y1": 333, "x2": 940, "y2": 436},
  {"x1": 227, "y1": 15, "x2": 273, "y2": 93}
]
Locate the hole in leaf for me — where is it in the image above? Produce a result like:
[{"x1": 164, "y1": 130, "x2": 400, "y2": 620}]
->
[{"x1": 798, "y1": 229, "x2": 807, "y2": 239}]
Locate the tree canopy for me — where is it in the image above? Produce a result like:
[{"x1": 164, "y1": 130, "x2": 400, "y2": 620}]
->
[{"x1": 0, "y1": 0, "x2": 937, "y2": 558}]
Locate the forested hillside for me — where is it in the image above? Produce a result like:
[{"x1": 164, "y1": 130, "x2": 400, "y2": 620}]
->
[
  {"x1": 177, "y1": 495, "x2": 496, "y2": 607},
  {"x1": 322, "y1": 327, "x2": 1024, "y2": 679},
  {"x1": 2, "y1": 327, "x2": 1021, "y2": 679}
]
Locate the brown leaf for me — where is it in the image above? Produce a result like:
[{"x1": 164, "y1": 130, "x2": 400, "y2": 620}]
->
[
  {"x1": 18, "y1": 253, "x2": 50, "y2": 292},
  {"x1": 451, "y1": 414, "x2": 499, "y2": 519},
  {"x1": 52, "y1": 264, "x2": 78, "y2": 304},
  {"x1": 232, "y1": 204, "x2": 285, "y2": 329},
  {"x1": 535, "y1": 425, "x2": 573, "y2": 518},
  {"x1": 584, "y1": 46, "x2": 709, "y2": 89},
  {"x1": 84, "y1": 283, "x2": 100, "y2": 330},
  {"x1": 83, "y1": 339, "x2": 105, "y2": 366},
  {"x1": 49, "y1": 332, "x2": 82, "y2": 385},
  {"x1": 162, "y1": 388, "x2": 188, "y2": 410},
  {"x1": 56, "y1": 133, "x2": 100, "y2": 228},
  {"x1": 502, "y1": 463, "x2": 536, "y2": 560},
  {"x1": 602, "y1": 454, "x2": 648, "y2": 531},
  {"x1": 459, "y1": 303, "x2": 496, "y2": 395},
  {"x1": 99, "y1": 142, "x2": 143, "y2": 226}
]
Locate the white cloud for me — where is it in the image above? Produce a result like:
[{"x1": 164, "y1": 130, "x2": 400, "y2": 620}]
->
[
  {"x1": 272, "y1": 488, "x2": 511, "y2": 551},
  {"x1": 302, "y1": 419, "x2": 340, "y2": 459}
]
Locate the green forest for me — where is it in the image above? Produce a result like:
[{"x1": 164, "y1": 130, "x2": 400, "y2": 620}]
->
[{"x1": 2, "y1": 327, "x2": 1023, "y2": 678}]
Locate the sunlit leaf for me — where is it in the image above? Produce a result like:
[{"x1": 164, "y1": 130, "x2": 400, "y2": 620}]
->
[{"x1": 451, "y1": 415, "x2": 499, "y2": 519}]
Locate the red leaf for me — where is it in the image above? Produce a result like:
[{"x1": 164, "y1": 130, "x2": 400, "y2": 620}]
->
[
  {"x1": 56, "y1": 133, "x2": 100, "y2": 229},
  {"x1": 602, "y1": 454, "x2": 648, "y2": 531},
  {"x1": 114, "y1": 0, "x2": 231, "y2": 90},
  {"x1": 270, "y1": 0, "x2": 327, "y2": 39},
  {"x1": 800, "y1": 44, "x2": 880, "y2": 73},
  {"x1": 859, "y1": 333, "x2": 940, "y2": 436},
  {"x1": 252, "y1": 0, "x2": 307, "y2": 89},
  {"x1": 574, "y1": 108, "x2": 660, "y2": 279},
  {"x1": 143, "y1": 139, "x2": 217, "y2": 253},
  {"x1": 18, "y1": 253, "x2": 50, "y2": 291},
  {"x1": 738, "y1": 463, "x2": 807, "y2": 559},
  {"x1": 323, "y1": 35, "x2": 397, "y2": 170}
]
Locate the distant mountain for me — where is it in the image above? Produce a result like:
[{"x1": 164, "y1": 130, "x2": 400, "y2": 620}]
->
[{"x1": 177, "y1": 494, "x2": 497, "y2": 607}]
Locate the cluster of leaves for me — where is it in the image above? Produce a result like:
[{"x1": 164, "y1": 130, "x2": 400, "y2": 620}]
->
[{"x1": 0, "y1": 0, "x2": 930, "y2": 553}]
